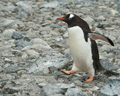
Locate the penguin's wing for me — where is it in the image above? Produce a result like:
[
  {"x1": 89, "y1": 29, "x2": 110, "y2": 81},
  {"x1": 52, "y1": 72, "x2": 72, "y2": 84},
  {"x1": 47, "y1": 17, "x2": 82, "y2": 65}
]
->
[{"x1": 88, "y1": 33, "x2": 114, "y2": 46}]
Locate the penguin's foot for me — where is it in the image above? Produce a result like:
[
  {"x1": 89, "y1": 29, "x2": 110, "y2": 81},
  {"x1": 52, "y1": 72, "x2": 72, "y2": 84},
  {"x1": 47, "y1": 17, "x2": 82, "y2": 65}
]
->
[
  {"x1": 85, "y1": 76, "x2": 93, "y2": 82},
  {"x1": 60, "y1": 69, "x2": 75, "y2": 74}
]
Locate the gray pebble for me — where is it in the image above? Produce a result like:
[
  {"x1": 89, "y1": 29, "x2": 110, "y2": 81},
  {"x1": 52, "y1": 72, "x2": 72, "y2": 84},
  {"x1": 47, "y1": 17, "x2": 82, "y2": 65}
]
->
[{"x1": 12, "y1": 32, "x2": 23, "y2": 40}]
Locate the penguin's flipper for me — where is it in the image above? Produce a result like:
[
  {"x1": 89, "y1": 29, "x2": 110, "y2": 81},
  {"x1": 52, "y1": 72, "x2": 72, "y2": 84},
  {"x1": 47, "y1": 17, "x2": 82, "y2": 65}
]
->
[{"x1": 88, "y1": 33, "x2": 114, "y2": 46}]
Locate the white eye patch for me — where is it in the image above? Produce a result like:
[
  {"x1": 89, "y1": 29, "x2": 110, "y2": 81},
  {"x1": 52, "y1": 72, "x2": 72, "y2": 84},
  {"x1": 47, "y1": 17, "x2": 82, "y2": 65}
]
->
[{"x1": 69, "y1": 14, "x2": 74, "y2": 19}]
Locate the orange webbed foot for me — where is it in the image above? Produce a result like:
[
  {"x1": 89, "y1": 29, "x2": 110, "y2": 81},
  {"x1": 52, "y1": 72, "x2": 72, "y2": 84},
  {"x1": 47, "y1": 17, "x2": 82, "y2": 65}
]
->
[
  {"x1": 85, "y1": 76, "x2": 94, "y2": 82},
  {"x1": 60, "y1": 69, "x2": 75, "y2": 74}
]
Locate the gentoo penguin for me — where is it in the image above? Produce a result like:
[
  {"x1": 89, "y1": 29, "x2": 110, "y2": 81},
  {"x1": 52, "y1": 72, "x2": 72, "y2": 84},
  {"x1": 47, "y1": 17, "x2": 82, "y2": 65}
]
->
[{"x1": 57, "y1": 14, "x2": 119, "y2": 82}]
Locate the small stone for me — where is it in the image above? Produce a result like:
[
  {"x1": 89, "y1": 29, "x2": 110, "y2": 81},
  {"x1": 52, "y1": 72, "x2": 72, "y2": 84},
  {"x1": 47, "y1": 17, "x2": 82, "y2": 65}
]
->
[
  {"x1": 117, "y1": 3, "x2": 120, "y2": 12},
  {"x1": 40, "y1": 83, "x2": 63, "y2": 96},
  {"x1": 2, "y1": 29, "x2": 15, "y2": 39},
  {"x1": 97, "y1": 16, "x2": 106, "y2": 21},
  {"x1": 26, "y1": 49, "x2": 39, "y2": 58},
  {"x1": 63, "y1": 32, "x2": 68, "y2": 38},
  {"x1": 16, "y1": 1, "x2": 33, "y2": 17},
  {"x1": 31, "y1": 38, "x2": 49, "y2": 46},
  {"x1": 41, "y1": 1, "x2": 59, "y2": 8},
  {"x1": 21, "y1": 53, "x2": 28, "y2": 59},
  {"x1": 110, "y1": 9, "x2": 118, "y2": 15},
  {"x1": 12, "y1": 32, "x2": 23, "y2": 40},
  {"x1": 65, "y1": 88, "x2": 88, "y2": 96},
  {"x1": 2, "y1": 20, "x2": 15, "y2": 27},
  {"x1": 4, "y1": 58, "x2": 12, "y2": 62},
  {"x1": 28, "y1": 55, "x2": 69, "y2": 73},
  {"x1": 84, "y1": 16, "x2": 94, "y2": 24},
  {"x1": 2, "y1": 5, "x2": 16, "y2": 12},
  {"x1": 99, "y1": 79, "x2": 120, "y2": 96},
  {"x1": 4, "y1": 65, "x2": 18, "y2": 73},
  {"x1": 14, "y1": 37, "x2": 31, "y2": 47}
]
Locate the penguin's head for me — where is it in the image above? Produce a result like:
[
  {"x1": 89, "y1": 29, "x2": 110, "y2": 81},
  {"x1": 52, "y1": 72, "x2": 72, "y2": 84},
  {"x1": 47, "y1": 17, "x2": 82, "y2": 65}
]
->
[{"x1": 57, "y1": 14, "x2": 78, "y2": 26}]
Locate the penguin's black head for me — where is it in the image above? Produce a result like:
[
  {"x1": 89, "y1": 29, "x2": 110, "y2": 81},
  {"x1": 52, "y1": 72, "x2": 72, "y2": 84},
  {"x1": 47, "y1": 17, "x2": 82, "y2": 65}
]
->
[{"x1": 57, "y1": 14, "x2": 79, "y2": 27}]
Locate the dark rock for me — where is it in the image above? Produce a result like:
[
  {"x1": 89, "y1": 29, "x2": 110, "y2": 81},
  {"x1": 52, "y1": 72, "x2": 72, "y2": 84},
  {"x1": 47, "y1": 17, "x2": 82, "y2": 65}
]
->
[
  {"x1": 48, "y1": 66, "x2": 58, "y2": 73},
  {"x1": 14, "y1": 37, "x2": 31, "y2": 47},
  {"x1": 2, "y1": 88, "x2": 19, "y2": 94},
  {"x1": 97, "y1": 23, "x2": 105, "y2": 29},
  {"x1": 65, "y1": 88, "x2": 88, "y2": 96},
  {"x1": 4, "y1": 65, "x2": 18, "y2": 73},
  {"x1": 99, "y1": 78, "x2": 120, "y2": 96},
  {"x1": 40, "y1": 83, "x2": 63, "y2": 96},
  {"x1": 117, "y1": 3, "x2": 120, "y2": 12},
  {"x1": 12, "y1": 32, "x2": 23, "y2": 40}
]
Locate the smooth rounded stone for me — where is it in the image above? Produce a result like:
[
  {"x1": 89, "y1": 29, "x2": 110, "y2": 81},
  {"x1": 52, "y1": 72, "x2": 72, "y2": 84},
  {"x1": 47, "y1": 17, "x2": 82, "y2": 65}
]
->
[
  {"x1": 57, "y1": 83, "x2": 75, "y2": 89},
  {"x1": 41, "y1": 1, "x2": 59, "y2": 8},
  {"x1": 110, "y1": 9, "x2": 118, "y2": 15},
  {"x1": 40, "y1": 83, "x2": 63, "y2": 96},
  {"x1": 2, "y1": 29, "x2": 15, "y2": 39},
  {"x1": 83, "y1": 16, "x2": 94, "y2": 24},
  {"x1": 32, "y1": 44, "x2": 51, "y2": 50},
  {"x1": 25, "y1": 49, "x2": 39, "y2": 58},
  {"x1": 4, "y1": 58, "x2": 12, "y2": 62},
  {"x1": 2, "y1": 20, "x2": 15, "y2": 27},
  {"x1": 30, "y1": 38, "x2": 51, "y2": 49},
  {"x1": 22, "y1": 43, "x2": 51, "y2": 52},
  {"x1": 65, "y1": 88, "x2": 88, "y2": 96},
  {"x1": 3, "y1": 39, "x2": 15, "y2": 48},
  {"x1": 12, "y1": 32, "x2": 23, "y2": 40},
  {"x1": 28, "y1": 55, "x2": 69, "y2": 73},
  {"x1": 21, "y1": 53, "x2": 28, "y2": 60},
  {"x1": 1, "y1": 19, "x2": 24, "y2": 28},
  {"x1": 99, "y1": 78, "x2": 120, "y2": 96},
  {"x1": 2, "y1": 4, "x2": 16, "y2": 12},
  {"x1": 16, "y1": 1, "x2": 33, "y2": 17},
  {"x1": 96, "y1": 16, "x2": 106, "y2": 21}
]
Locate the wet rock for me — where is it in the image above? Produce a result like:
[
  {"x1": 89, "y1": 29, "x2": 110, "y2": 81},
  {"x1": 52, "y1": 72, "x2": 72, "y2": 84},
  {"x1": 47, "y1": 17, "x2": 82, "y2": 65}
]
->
[
  {"x1": 40, "y1": 83, "x2": 63, "y2": 96},
  {"x1": 12, "y1": 32, "x2": 23, "y2": 40},
  {"x1": 2, "y1": 29, "x2": 15, "y2": 39},
  {"x1": 65, "y1": 88, "x2": 88, "y2": 96},
  {"x1": 99, "y1": 78, "x2": 120, "y2": 96}
]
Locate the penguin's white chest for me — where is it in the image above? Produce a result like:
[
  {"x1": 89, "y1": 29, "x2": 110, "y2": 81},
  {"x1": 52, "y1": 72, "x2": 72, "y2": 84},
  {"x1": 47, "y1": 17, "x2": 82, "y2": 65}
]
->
[{"x1": 68, "y1": 26, "x2": 94, "y2": 75}]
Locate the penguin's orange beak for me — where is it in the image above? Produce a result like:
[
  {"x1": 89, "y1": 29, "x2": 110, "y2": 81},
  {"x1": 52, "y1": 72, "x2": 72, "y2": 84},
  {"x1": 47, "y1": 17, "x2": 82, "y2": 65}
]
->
[{"x1": 57, "y1": 18, "x2": 65, "y2": 21}]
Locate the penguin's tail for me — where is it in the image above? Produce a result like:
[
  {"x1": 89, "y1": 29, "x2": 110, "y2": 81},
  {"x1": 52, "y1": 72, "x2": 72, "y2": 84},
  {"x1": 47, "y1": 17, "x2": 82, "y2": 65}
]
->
[{"x1": 104, "y1": 70, "x2": 120, "y2": 76}]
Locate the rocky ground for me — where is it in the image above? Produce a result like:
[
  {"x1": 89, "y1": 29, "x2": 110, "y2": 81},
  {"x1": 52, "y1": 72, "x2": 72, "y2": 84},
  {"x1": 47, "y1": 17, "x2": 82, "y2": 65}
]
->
[{"x1": 0, "y1": 0, "x2": 120, "y2": 96}]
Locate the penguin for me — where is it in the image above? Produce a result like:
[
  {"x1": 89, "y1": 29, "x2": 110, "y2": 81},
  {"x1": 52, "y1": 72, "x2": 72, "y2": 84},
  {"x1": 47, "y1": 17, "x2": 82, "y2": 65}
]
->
[{"x1": 57, "y1": 14, "x2": 119, "y2": 82}]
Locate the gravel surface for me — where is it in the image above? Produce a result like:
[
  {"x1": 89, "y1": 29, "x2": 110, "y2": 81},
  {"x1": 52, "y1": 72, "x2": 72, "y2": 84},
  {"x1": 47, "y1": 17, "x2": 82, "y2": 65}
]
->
[{"x1": 0, "y1": 0, "x2": 120, "y2": 96}]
